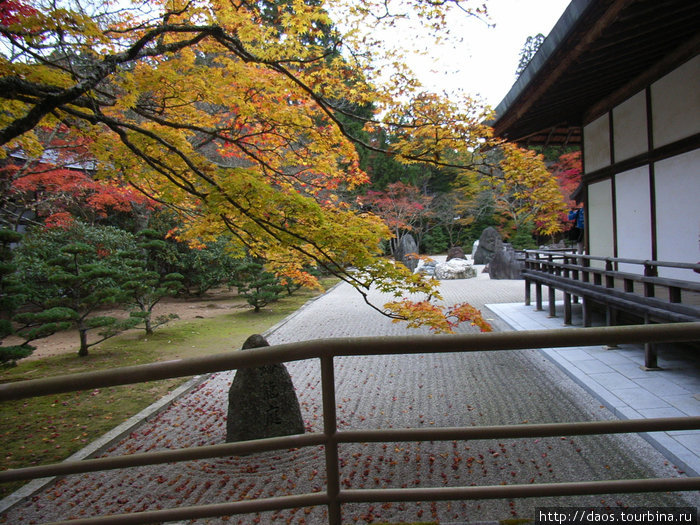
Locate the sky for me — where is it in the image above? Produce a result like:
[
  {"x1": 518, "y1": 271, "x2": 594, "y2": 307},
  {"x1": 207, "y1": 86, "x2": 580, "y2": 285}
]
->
[{"x1": 397, "y1": 0, "x2": 572, "y2": 107}]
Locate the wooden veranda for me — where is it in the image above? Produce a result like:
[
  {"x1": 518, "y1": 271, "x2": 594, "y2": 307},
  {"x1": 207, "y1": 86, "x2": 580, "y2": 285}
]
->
[{"x1": 522, "y1": 249, "x2": 700, "y2": 369}]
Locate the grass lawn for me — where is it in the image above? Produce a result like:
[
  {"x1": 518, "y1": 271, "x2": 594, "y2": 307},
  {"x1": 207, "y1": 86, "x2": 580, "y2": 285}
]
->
[{"x1": 0, "y1": 279, "x2": 337, "y2": 499}]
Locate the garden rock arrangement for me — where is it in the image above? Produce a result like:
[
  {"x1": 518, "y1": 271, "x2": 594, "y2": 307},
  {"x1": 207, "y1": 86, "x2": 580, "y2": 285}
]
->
[
  {"x1": 434, "y1": 258, "x2": 476, "y2": 280},
  {"x1": 446, "y1": 246, "x2": 466, "y2": 261},
  {"x1": 226, "y1": 334, "x2": 304, "y2": 443},
  {"x1": 415, "y1": 258, "x2": 437, "y2": 276}
]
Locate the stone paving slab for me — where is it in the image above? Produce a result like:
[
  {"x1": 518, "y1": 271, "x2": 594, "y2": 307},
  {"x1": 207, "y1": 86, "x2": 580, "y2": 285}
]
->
[{"x1": 2, "y1": 274, "x2": 698, "y2": 524}]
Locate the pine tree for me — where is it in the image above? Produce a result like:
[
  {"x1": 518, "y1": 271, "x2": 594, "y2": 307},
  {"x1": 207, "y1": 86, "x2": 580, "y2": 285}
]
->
[
  {"x1": 0, "y1": 229, "x2": 35, "y2": 365},
  {"x1": 231, "y1": 258, "x2": 285, "y2": 313},
  {"x1": 14, "y1": 223, "x2": 142, "y2": 356},
  {"x1": 120, "y1": 230, "x2": 183, "y2": 335}
]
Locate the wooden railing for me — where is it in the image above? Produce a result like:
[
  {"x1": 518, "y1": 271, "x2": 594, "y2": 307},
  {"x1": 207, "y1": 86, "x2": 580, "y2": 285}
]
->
[
  {"x1": 1, "y1": 324, "x2": 700, "y2": 524},
  {"x1": 522, "y1": 250, "x2": 700, "y2": 368}
]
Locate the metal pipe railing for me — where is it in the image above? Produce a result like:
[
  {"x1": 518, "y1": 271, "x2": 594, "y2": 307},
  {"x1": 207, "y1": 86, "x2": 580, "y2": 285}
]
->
[
  {"x1": 2, "y1": 323, "x2": 699, "y2": 525},
  {"x1": 3, "y1": 417, "x2": 698, "y2": 485},
  {"x1": 50, "y1": 492, "x2": 330, "y2": 525},
  {"x1": 2, "y1": 323, "x2": 699, "y2": 402},
  {"x1": 339, "y1": 477, "x2": 700, "y2": 503},
  {"x1": 46, "y1": 478, "x2": 700, "y2": 525}
]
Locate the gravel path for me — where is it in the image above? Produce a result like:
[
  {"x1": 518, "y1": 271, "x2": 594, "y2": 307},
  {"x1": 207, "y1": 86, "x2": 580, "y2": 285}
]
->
[{"x1": 2, "y1": 272, "x2": 696, "y2": 524}]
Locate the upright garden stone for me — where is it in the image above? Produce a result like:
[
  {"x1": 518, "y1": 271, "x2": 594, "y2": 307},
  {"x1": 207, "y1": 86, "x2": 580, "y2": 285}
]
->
[
  {"x1": 226, "y1": 334, "x2": 304, "y2": 444},
  {"x1": 414, "y1": 258, "x2": 437, "y2": 276},
  {"x1": 489, "y1": 243, "x2": 524, "y2": 280},
  {"x1": 473, "y1": 227, "x2": 503, "y2": 265},
  {"x1": 394, "y1": 233, "x2": 419, "y2": 272}
]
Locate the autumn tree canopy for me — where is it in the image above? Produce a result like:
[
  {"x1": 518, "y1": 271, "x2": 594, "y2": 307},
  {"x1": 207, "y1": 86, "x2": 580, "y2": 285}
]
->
[
  {"x1": 360, "y1": 181, "x2": 432, "y2": 255},
  {"x1": 0, "y1": 0, "x2": 536, "y2": 332},
  {"x1": 454, "y1": 144, "x2": 568, "y2": 239},
  {"x1": 0, "y1": 122, "x2": 155, "y2": 230}
]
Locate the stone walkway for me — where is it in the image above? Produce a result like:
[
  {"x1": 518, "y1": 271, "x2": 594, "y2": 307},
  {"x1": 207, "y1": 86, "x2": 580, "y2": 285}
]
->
[{"x1": 1, "y1": 267, "x2": 698, "y2": 524}]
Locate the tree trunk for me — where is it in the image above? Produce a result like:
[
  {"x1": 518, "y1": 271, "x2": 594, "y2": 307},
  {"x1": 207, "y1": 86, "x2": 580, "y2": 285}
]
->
[
  {"x1": 144, "y1": 313, "x2": 153, "y2": 335},
  {"x1": 78, "y1": 329, "x2": 89, "y2": 357}
]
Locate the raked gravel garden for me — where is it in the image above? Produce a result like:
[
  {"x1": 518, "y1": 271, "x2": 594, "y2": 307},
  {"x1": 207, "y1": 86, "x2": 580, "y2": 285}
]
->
[{"x1": 2, "y1": 267, "x2": 697, "y2": 524}]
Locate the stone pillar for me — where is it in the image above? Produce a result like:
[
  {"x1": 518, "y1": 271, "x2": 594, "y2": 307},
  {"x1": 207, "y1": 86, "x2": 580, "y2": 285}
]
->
[{"x1": 226, "y1": 334, "x2": 305, "y2": 443}]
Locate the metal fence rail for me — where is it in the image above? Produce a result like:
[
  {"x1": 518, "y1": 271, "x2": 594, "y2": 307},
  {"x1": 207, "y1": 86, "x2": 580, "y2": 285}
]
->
[{"x1": 2, "y1": 323, "x2": 700, "y2": 525}]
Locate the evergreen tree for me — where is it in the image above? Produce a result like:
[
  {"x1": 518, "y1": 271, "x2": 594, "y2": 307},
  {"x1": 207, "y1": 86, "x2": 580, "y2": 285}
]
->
[
  {"x1": 0, "y1": 228, "x2": 81, "y2": 365},
  {"x1": 231, "y1": 258, "x2": 285, "y2": 313},
  {"x1": 516, "y1": 33, "x2": 545, "y2": 76},
  {"x1": 0, "y1": 229, "x2": 34, "y2": 365},
  {"x1": 120, "y1": 229, "x2": 184, "y2": 335},
  {"x1": 14, "y1": 222, "x2": 141, "y2": 356},
  {"x1": 170, "y1": 238, "x2": 239, "y2": 297}
]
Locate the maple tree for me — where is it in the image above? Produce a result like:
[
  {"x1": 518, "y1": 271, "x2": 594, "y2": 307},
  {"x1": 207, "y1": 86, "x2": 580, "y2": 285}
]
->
[
  {"x1": 549, "y1": 151, "x2": 583, "y2": 207},
  {"x1": 360, "y1": 181, "x2": 432, "y2": 256},
  {"x1": 0, "y1": 0, "x2": 510, "y2": 332},
  {"x1": 0, "y1": 124, "x2": 155, "y2": 230},
  {"x1": 455, "y1": 144, "x2": 568, "y2": 239}
]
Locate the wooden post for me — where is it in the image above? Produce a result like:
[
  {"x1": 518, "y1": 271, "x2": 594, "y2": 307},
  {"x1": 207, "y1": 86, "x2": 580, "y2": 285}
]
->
[
  {"x1": 549, "y1": 285, "x2": 557, "y2": 318},
  {"x1": 643, "y1": 314, "x2": 660, "y2": 370},
  {"x1": 525, "y1": 278, "x2": 531, "y2": 306},
  {"x1": 524, "y1": 251, "x2": 531, "y2": 306},
  {"x1": 535, "y1": 252, "x2": 543, "y2": 311},
  {"x1": 564, "y1": 292, "x2": 572, "y2": 325},
  {"x1": 644, "y1": 262, "x2": 657, "y2": 298},
  {"x1": 604, "y1": 259, "x2": 618, "y2": 343},
  {"x1": 583, "y1": 297, "x2": 592, "y2": 327},
  {"x1": 546, "y1": 253, "x2": 556, "y2": 316},
  {"x1": 605, "y1": 259, "x2": 615, "y2": 289},
  {"x1": 572, "y1": 254, "x2": 580, "y2": 304}
]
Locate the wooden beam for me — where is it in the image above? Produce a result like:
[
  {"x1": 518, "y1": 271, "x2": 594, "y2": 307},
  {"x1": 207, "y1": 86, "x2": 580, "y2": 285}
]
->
[
  {"x1": 494, "y1": 0, "x2": 634, "y2": 137},
  {"x1": 584, "y1": 33, "x2": 700, "y2": 124}
]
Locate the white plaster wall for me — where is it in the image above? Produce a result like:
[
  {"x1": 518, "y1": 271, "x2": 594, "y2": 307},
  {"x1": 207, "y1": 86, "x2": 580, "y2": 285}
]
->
[
  {"x1": 588, "y1": 179, "x2": 614, "y2": 268},
  {"x1": 654, "y1": 149, "x2": 700, "y2": 282},
  {"x1": 583, "y1": 113, "x2": 611, "y2": 172},
  {"x1": 651, "y1": 55, "x2": 700, "y2": 148},
  {"x1": 613, "y1": 91, "x2": 647, "y2": 161},
  {"x1": 614, "y1": 167, "x2": 652, "y2": 273}
]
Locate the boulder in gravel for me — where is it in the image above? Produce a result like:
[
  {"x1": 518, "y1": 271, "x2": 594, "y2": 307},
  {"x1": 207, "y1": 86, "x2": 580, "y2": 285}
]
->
[
  {"x1": 414, "y1": 258, "x2": 437, "y2": 276},
  {"x1": 434, "y1": 258, "x2": 477, "y2": 280},
  {"x1": 226, "y1": 334, "x2": 304, "y2": 444},
  {"x1": 489, "y1": 243, "x2": 524, "y2": 280},
  {"x1": 446, "y1": 246, "x2": 466, "y2": 261},
  {"x1": 473, "y1": 227, "x2": 503, "y2": 265},
  {"x1": 394, "y1": 233, "x2": 419, "y2": 272}
]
